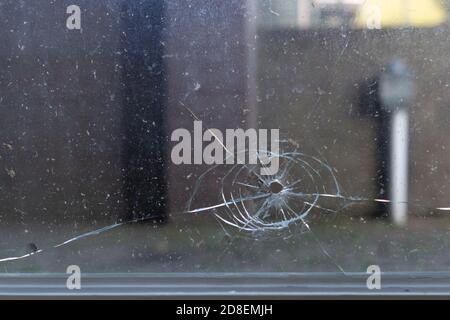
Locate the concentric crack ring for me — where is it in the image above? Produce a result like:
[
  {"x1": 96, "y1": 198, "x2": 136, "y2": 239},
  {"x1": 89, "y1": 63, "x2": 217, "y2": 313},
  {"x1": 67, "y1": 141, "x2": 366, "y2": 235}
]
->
[{"x1": 186, "y1": 147, "x2": 343, "y2": 233}]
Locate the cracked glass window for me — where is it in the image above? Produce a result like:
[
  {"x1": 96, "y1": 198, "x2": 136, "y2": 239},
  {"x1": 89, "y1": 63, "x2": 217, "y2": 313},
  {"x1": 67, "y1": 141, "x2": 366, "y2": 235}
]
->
[{"x1": 1, "y1": 0, "x2": 450, "y2": 295}]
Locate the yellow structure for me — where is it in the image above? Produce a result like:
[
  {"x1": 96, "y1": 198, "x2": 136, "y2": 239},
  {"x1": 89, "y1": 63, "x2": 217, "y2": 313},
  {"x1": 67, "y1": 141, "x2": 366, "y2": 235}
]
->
[{"x1": 353, "y1": 0, "x2": 447, "y2": 28}]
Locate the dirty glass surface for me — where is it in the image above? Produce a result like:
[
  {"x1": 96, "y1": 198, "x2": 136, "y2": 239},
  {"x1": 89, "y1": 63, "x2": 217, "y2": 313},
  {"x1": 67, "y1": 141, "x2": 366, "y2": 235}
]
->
[{"x1": 0, "y1": 0, "x2": 449, "y2": 292}]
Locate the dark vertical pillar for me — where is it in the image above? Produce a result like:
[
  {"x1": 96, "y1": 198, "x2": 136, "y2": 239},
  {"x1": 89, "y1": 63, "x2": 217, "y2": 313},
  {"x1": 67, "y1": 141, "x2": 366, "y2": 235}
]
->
[
  {"x1": 120, "y1": 0, "x2": 167, "y2": 222},
  {"x1": 359, "y1": 77, "x2": 390, "y2": 217}
]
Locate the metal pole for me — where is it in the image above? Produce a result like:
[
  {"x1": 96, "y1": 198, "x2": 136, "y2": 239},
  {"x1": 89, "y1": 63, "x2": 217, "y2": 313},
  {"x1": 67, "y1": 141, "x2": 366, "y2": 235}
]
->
[
  {"x1": 390, "y1": 107, "x2": 409, "y2": 226},
  {"x1": 379, "y1": 59, "x2": 415, "y2": 226}
]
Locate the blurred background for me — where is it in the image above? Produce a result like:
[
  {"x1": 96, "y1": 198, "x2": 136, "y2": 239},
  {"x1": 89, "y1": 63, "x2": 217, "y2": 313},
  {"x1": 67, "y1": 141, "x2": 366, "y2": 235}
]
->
[{"x1": 0, "y1": 0, "x2": 450, "y2": 273}]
